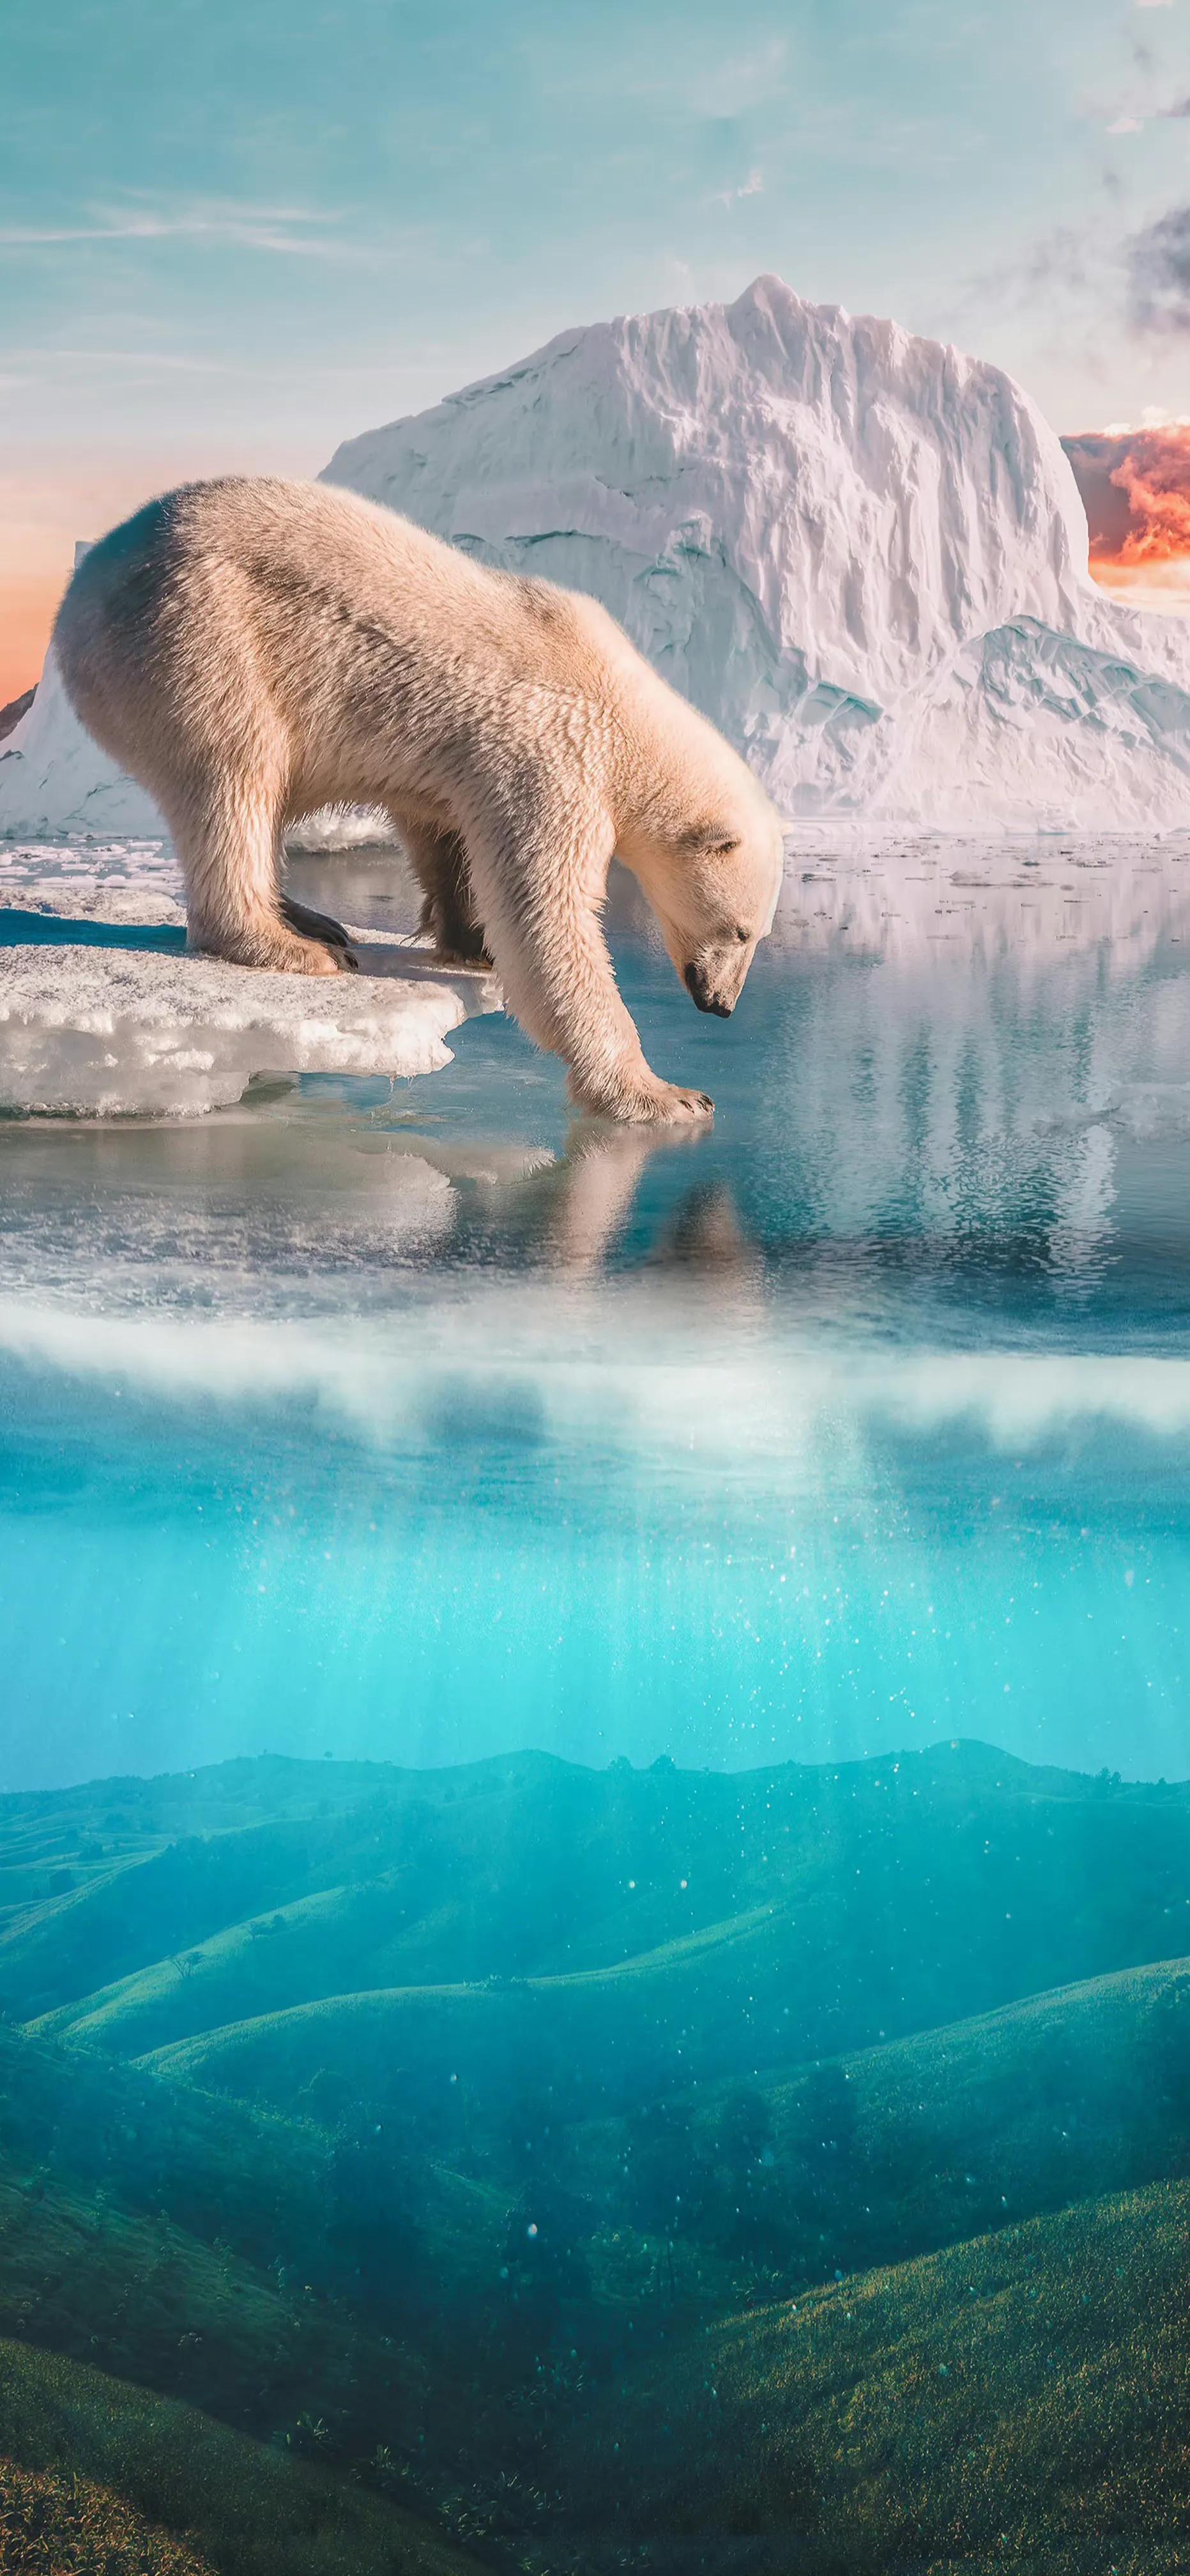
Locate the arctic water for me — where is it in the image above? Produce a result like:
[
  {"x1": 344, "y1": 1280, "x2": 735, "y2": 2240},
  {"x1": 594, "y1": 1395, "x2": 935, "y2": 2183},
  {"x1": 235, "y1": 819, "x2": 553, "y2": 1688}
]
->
[{"x1": 2, "y1": 835, "x2": 1190, "y2": 1794}]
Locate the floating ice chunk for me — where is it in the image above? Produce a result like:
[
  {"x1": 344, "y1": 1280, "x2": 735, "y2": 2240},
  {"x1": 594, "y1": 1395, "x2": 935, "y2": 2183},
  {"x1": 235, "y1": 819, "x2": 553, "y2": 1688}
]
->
[
  {"x1": 0, "y1": 928, "x2": 498, "y2": 1117},
  {"x1": 0, "y1": 838, "x2": 182, "y2": 919},
  {"x1": 4, "y1": 883, "x2": 186, "y2": 928},
  {"x1": 1107, "y1": 1082, "x2": 1190, "y2": 1140},
  {"x1": 286, "y1": 805, "x2": 395, "y2": 850}
]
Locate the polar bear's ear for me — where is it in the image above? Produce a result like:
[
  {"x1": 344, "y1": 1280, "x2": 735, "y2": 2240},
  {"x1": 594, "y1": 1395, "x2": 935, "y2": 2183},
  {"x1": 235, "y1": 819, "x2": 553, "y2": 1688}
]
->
[{"x1": 682, "y1": 824, "x2": 741, "y2": 857}]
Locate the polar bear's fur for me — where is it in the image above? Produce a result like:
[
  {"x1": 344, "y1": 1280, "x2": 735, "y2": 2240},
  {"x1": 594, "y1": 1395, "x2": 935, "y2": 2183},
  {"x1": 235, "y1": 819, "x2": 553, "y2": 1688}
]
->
[{"x1": 54, "y1": 477, "x2": 784, "y2": 1121}]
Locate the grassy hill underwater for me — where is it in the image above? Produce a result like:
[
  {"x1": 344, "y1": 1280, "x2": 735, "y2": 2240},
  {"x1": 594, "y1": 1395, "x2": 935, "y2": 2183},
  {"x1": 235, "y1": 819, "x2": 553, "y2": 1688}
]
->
[
  {"x1": 0, "y1": 1743, "x2": 1186, "y2": 2570},
  {"x1": 560, "y1": 2180, "x2": 1190, "y2": 2575},
  {"x1": 0, "y1": 2336, "x2": 482, "y2": 2576}
]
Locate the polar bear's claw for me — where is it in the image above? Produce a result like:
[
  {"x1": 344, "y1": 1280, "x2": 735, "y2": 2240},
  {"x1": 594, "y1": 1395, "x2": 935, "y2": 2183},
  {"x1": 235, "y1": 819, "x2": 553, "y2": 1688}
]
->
[
  {"x1": 280, "y1": 894, "x2": 354, "y2": 951},
  {"x1": 652, "y1": 1084, "x2": 715, "y2": 1123}
]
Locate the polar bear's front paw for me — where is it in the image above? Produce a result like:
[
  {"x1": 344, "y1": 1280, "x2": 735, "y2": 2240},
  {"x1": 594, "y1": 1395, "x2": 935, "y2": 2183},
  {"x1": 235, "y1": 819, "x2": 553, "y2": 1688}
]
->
[
  {"x1": 576, "y1": 1071, "x2": 714, "y2": 1124},
  {"x1": 636, "y1": 1080, "x2": 715, "y2": 1124},
  {"x1": 266, "y1": 930, "x2": 356, "y2": 976}
]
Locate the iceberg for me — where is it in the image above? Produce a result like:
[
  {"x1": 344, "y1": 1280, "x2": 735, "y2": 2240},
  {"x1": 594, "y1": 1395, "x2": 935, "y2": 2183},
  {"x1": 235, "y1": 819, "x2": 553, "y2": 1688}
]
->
[{"x1": 0, "y1": 647, "x2": 164, "y2": 839}]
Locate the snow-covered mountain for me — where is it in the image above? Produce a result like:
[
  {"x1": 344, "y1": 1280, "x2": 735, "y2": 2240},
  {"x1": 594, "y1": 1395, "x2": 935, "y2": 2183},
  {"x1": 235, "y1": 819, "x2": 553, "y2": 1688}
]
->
[{"x1": 6, "y1": 275, "x2": 1190, "y2": 839}]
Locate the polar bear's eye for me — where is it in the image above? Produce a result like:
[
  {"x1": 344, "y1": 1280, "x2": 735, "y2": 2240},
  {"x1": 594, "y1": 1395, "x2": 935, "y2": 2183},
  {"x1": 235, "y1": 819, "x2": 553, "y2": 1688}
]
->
[{"x1": 735, "y1": 926, "x2": 749, "y2": 942}]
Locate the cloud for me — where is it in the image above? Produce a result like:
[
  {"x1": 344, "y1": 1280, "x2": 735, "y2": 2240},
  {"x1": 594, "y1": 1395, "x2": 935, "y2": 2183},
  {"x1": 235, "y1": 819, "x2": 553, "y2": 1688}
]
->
[
  {"x1": 1107, "y1": 114, "x2": 1143, "y2": 132},
  {"x1": 1158, "y1": 94, "x2": 1190, "y2": 115},
  {"x1": 1062, "y1": 422, "x2": 1190, "y2": 567},
  {"x1": 0, "y1": 197, "x2": 352, "y2": 259},
  {"x1": 956, "y1": 222, "x2": 1103, "y2": 321},
  {"x1": 710, "y1": 169, "x2": 764, "y2": 208},
  {"x1": 1128, "y1": 202, "x2": 1190, "y2": 330}
]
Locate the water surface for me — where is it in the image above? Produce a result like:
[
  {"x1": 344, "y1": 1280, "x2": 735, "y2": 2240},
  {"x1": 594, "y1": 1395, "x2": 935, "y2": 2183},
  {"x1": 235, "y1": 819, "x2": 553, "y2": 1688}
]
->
[{"x1": 3, "y1": 834, "x2": 1190, "y2": 1790}]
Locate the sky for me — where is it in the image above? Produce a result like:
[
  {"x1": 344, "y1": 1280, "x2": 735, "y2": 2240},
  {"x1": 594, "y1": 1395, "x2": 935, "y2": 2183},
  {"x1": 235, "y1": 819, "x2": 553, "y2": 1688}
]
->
[{"x1": 3, "y1": 0, "x2": 1190, "y2": 701}]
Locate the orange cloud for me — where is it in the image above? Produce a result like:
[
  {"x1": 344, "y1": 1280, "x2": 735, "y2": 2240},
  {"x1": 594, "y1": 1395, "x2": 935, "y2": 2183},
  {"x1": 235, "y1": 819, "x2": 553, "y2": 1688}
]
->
[{"x1": 1062, "y1": 424, "x2": 1190, "y2": 567}]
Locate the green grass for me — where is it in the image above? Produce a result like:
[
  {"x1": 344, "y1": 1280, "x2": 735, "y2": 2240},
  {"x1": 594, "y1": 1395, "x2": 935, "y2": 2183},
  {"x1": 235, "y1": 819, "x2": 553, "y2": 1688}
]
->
[
  {"x1": 0, "y1": 2014, "x2": 510, "y2": 2322},
  {"x1": 0, "y1": 2451, "x2": 214, "y2": 2572},
  {"x1": 0, "y1": 2016, "x2": 333, "y2": 2259},
  {"x1": 561, "y1": 2179, "x2": 1190, "y2": 2573},
  {"x1": 0, "y1": 2338, "x2": 480, "y2": 2576},
  {"x1": 0, "y1": 2025, "x2": 611, "y2": 2520},
  {"x1": 0, "y1": 2154, "x2": 408, "y2": 2450}
]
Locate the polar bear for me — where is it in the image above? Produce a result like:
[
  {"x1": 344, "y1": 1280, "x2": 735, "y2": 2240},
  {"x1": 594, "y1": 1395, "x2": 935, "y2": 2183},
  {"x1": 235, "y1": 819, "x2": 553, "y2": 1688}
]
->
[{"x1": 54, "y1": 477, "x2": 784, "y2": 1122}]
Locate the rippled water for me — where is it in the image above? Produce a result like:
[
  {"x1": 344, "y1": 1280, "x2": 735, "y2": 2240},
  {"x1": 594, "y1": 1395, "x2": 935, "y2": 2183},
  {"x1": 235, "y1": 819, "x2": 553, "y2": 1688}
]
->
[{"x1": 3, "y1": 834, "x2": 1190, "y2": 1792}]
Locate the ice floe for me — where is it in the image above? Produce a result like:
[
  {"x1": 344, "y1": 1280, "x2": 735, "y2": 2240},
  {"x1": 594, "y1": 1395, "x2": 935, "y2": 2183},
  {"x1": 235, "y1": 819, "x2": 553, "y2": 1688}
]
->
[
  {"x1": 0, "y1": 926, "x2": 496, "y2": 1117},
  {"x1": 0, "y1": 839, "x2": 184, "y2": 925}
]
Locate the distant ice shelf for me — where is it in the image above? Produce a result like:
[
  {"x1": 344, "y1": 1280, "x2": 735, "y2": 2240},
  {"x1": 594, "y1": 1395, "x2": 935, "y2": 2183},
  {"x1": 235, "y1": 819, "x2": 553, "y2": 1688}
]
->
[
  {"x1": 0, "y1": 926, "x2": 496, "y2": 1116},
  {"x1": 0, "y1": 838, "x2": 184, "y2": 923}
]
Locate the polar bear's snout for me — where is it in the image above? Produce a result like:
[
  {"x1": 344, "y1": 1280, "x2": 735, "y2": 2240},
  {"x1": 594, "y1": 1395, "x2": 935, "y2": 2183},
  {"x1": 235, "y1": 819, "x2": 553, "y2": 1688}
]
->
[
  {"x1": 642, "y1": 796, "x2": 783, "y2": 1031},
  {"x1": 683, "y1": 958, "x2": 736, "y2": 1017}
]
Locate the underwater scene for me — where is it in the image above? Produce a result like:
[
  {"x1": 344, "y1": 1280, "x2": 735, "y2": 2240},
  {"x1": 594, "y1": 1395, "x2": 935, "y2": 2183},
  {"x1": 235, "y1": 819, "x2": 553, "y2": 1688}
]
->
[{"x1": 1, "y1": 836, "x2": 1189, "y2": 2576}]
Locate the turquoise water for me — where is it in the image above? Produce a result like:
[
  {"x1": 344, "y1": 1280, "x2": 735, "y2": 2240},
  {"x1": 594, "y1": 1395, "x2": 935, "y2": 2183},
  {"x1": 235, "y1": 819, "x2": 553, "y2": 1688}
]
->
[{"x1": 3, "y1": 840, "x2": 1190, "y2": 1793}]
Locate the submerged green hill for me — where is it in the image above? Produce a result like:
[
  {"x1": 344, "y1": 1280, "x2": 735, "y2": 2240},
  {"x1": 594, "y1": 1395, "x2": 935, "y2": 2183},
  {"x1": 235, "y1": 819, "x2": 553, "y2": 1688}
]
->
[
  {"x1": 9, "y1": 1742, "x2": 1190, "y2": 2118},
  {"x1": 0, "y1": 1745, "x2": 1187, "y2": 2571},
  {"x1": 561, "y1": 2179, "x2": 1190, "y2": 2575},
  {"x1": 572, "y1": 1949, "x2": 1190, "y2": 2281},
  {"x1": 0, "y1": 2336, "x2": 480, "y2": 2576}
]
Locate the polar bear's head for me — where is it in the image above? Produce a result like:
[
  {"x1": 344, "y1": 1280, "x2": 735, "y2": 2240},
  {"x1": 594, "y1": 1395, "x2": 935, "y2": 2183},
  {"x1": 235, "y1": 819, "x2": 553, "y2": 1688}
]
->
[{"x1": 630, "y1": 776, "x2": 785, "y2": 1020}]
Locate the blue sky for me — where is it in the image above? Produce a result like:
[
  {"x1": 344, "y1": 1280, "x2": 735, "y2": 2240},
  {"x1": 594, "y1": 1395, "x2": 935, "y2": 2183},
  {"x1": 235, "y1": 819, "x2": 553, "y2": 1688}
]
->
[{"x1": 3, "y1": 0, "x2": 1189, "y2": 691}]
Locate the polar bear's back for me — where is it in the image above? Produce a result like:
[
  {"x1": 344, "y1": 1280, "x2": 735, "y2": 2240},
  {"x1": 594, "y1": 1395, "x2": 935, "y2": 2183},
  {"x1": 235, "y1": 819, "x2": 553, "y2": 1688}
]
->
[{"x1": 56, "y1": 475, "x2": 620, "y2": 710}]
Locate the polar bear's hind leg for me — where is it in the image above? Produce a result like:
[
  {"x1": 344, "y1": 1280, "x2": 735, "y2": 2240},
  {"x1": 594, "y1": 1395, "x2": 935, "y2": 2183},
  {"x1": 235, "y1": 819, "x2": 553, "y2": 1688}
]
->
[{"x1": 397, "y1": 818, "x2": 492, "y2": 967}]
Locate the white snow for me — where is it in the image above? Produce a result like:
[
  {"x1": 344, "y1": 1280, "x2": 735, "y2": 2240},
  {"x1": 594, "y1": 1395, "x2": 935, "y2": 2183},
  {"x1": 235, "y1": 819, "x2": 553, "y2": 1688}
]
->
[
  {"x1": 325, "y1": 274, "x2": 1190, "y2": 831},
  {"x1": 0, "y1": 928, "x2": 496, "y2": 1116}
]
